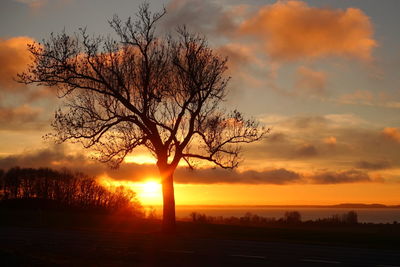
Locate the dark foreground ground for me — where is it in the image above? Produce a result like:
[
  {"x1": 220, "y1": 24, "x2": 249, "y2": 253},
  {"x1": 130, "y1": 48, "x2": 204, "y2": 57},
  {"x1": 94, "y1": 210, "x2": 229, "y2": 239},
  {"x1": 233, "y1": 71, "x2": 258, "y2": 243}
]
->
[{"x1": 1, "y1": 211, "x2": 399, "y2": 266}]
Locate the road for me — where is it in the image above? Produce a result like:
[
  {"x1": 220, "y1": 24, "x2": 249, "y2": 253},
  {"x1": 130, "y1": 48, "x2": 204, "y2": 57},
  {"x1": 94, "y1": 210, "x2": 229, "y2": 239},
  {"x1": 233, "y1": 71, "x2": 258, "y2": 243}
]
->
[{"x1": 0, "y1": 226, "x2": 399, "y2": 266}]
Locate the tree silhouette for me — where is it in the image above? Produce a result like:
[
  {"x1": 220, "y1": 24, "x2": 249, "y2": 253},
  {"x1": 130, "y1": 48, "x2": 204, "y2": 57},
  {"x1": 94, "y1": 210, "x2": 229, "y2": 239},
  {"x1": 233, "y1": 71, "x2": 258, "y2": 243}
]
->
[
  {"x1": 0, "y1": 167, "x2": 142, "y2": 214},
  {"x1": 284, "y1": 211, "x2": 302, "y2": 224},
  {"x1": 18, "y1": 3, "x2": 265, "y2": 232}
]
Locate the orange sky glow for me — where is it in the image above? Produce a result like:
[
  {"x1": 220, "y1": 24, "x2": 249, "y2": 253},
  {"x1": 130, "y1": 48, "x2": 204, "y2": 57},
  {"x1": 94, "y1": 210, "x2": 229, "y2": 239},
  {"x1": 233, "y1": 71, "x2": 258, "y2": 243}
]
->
[
  {"x1": 0, "y1": 0, "x2": 399, "y2": 207},
  {"x1": 98, "y1": 173, "x2": 400, "y2": 206}
]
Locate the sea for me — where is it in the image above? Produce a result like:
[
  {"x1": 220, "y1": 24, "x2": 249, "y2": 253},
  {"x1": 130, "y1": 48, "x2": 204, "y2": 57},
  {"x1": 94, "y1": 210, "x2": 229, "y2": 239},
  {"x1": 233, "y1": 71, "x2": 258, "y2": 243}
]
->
[{"x1": 147, "y1": 206, "x2": 400, "y2": 224}]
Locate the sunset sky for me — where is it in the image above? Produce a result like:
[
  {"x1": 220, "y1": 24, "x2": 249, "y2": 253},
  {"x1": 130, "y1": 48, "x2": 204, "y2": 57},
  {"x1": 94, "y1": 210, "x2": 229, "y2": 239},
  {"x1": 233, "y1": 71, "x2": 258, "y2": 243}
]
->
[{"x1": 1, "y1": 0, "x2": 399, "y2": 206}]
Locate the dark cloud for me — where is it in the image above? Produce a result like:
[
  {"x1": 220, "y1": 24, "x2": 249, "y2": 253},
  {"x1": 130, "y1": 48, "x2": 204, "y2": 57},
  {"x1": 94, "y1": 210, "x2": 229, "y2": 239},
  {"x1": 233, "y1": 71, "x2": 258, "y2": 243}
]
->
[
  {"x1": 267, "y1": 132, "x2": 286, "y2": 143},
  {"x1": 311, "y1": 170, "x2": 372, "y2": 184},
  {"x1": 0, "y1": 104, "x2": 45, "y2": 130},
  {"x1": 0, "y1": 144, "x2": 84, "y2": 169},
  {"x1": 162, "y1": 0, "x2": 225, "y2": 35},
  {"x1": 355, "y1": 160, "x2": 391, "y2": 170},
  {"x1": 296, "y1": 144, "x2": 318, "y2": 157},
  {"x1": 0, "y1": 145, "x2": 302, "y2": 184},
  {"x1": 175, "y1": 167, "x2": 302, "y2": 184},
  {"x1": 245, "y1": 114, "x2": 400, "y2": 173},
  {"x1": 283, "y1": 115, "x2": 328, "y2": 129},
  {"x1": 216, "y1": 43, "x2": 256, "y2": 71},
  {"x1": 162, "y1": 0, "x2": 248, "y2": 37},
  {"x1": 0, "y1": 144, "x2": 384, "y2": 185},
  {"x1": 0, "y1": 144, "x2": 159, "y2": 180}
]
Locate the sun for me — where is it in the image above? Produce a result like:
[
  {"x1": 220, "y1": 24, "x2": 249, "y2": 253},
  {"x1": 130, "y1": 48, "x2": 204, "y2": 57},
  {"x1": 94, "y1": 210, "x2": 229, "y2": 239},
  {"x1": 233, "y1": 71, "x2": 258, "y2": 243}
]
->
[
  {"x1": 137, "y1": 180, "x2": 162, "y2": 205},
  {"x1": 142, "y1": 181, "x2": 161, "y2": 194},
  {"x1": 97, "y1": 176, "x2": 162, "y2": 205}
]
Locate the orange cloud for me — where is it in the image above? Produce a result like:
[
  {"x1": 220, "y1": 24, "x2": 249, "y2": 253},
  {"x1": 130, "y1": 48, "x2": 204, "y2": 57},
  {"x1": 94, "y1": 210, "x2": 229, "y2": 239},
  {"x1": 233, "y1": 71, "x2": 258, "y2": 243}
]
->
[
  {"x1": 339, "y1": 89, "x2": 374, "y2": 105},
  {"x1": 382, "y1": 127, "x2": 400, "y2": 143},
  {"x1": 338, "y1": 90, "x2": 400, "y2": 109},
  {"x1": 217, "y1": 43, "x2": 259, "y2": 71},
  {"x1": 323, "y1": 136, "x2": 337, "y2": 146},
  {"x1": 295, "y1": 66, "x2": 327, "y2": 96},
  {"x1": 0, "y1": 36, "x2": 35, "y2": 90},
  {"x1": 311, "y1": 170, "x2": 372, "y2": 184},
  {"x1": 239, "y1": 1, "x2": 377, "y2": 62}
]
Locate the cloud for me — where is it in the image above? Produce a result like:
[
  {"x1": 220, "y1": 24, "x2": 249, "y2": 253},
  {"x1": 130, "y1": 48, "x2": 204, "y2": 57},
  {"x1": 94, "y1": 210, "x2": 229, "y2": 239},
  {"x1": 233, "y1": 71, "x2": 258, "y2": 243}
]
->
[
  {"x1": 0, "y1": 145, "x2": 302, "y2": 184},
  {"x1": 267, "y1": 132, "x2": 286, "y2": 143},
  {"x1": 1, "y1": 110, "x2": 397, "y2": 184},
  {"x1": 0, "y1": 36, "x2": 56, "y2": 110},
  {"x1": 281, "y1": 115, "x2": 328, "y2": 129},
  {"x1": 14, "y1": 0, "x2": 47, "y2": 9},
  {"x1": 338, "y1": 90, "x2": 400, "y2": 109},
  {"x1": 239, "y1": 0, "x2": 377, "y2": 62},
  {"x1": 0, "y1": 36, "x2": 34, "y2": 90},
  {"x1": 246, "y1": 113, "x2": 400, "y2": 175},
  {"x1": 382, "y1": 127, "x2": 400, "y2": 143},
  {"x1": 296, "y1": 144, "x2": 318, "y2": 157},
  {"x1": 175, "y1": 167, "x2": 302, "y2": 184},
  {"x1": 215, "y1": 4, "x2": 249, "y2": 36},
  {"x1": 162, "y1": 0, "x2": 378, "y2": 101},
  {"x1": 355, "y1": 160, "x2": 391, "y2": 170},
  {"x1": 217, "y1": 43, "x2": 258, "y2": 71},
  {"x1": 1, "y1": 144, "x2": 382, "y2": 185},
  {"x1": 340, "y1": 89, "x2": 374, "y2": 105},
  {"x1": 295, "y1": 66, "x2": 327, "y2": 96},
  {"x1": 385, "y1": 102, "x2": 400, "y2": 109},
  {"x1": 0, "y1": 144, "x2": 84, "y2": 169},
  {"x1": 164, "y1": 0, "x2": 250, "y2": 37},
  {"x1": 266, "y1": 113, "x2": 366, "y2": 130},
  {"x1": 163, "y1": 0, "x2": 225, "y2": 35},
  {"x1": 323, "y1": 136, "x2": 337, "y2": 146},
  {"x1": 0, "y1": 104, "x2": 44, "y2": 130},
  {"x1": 311, "y1": 170, "x2": 372, "y2": 184},
  {"x1": 13, "y1": 0, "x2": 72, "y2": 9},
  {"x1": 324, "y1": 113, "x2": 367, "y2": 127},
  {"x1": 216, "y1": 42, "x2": 269, "y2": 95},
  {"x1": 0, "y1": 144, "x2": 156, "y2": 180}
]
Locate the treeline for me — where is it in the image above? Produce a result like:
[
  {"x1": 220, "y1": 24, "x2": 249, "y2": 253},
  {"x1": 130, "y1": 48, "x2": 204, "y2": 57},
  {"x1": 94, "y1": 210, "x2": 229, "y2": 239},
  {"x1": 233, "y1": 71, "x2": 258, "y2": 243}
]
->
[
  {"x1": 0, "y1": 167, "x2": 142, "y2": 215},
  {"x1": 189, "y1": 210, "x2": 359, "y2": 226}
]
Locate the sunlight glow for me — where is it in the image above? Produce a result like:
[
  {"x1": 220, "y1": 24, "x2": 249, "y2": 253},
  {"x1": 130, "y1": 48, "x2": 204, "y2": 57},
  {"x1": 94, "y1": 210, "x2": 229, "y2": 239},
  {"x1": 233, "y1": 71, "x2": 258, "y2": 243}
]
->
[
  {"x1": 137, "y1": 180, "x2": 162, "y2": 205},
  {"x1": 124, "y1": 155, "x2": 157, "y2": 165},
  {"x1": 122, "y1": 153, "x2": 210, "y2": 167},
  {"x1": 98, "y1": 176, "x2": 162, "y2": 205}
]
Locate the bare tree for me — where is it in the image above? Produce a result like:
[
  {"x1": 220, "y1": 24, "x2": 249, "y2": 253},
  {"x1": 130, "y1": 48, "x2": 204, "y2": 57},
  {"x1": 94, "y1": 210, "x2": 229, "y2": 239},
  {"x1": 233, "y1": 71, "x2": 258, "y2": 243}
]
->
[{"x1": 18, "y1": 3, "x2": 265, "y2": 232}]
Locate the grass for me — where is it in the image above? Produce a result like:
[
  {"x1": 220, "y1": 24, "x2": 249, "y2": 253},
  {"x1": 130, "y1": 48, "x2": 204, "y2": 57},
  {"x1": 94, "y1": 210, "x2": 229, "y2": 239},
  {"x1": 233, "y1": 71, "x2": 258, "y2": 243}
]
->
[{"x1": 176, "y1": 222, "x2": 400, "y2": 249}]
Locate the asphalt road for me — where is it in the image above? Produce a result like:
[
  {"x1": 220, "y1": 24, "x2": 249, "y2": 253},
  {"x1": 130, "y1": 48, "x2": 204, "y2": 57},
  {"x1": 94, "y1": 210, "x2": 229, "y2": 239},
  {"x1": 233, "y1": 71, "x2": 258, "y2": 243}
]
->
[{"x1": 0, "y1": 226, "x2": 399, "y2": 266}]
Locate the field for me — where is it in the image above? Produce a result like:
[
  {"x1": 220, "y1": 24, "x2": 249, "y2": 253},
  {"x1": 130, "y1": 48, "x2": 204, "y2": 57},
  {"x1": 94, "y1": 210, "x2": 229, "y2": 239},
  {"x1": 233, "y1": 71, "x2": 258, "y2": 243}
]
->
[{"x1": 1, "y1": 209, "x2": 399, "y2": 266}]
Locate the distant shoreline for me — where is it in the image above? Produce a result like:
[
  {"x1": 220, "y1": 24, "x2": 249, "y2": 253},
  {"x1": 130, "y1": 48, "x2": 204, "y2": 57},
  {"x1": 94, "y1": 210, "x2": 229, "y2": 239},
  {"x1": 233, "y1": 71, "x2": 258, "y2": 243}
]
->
[{"x1": 144, "y1": 203, "x2": 400, "y2": 209}]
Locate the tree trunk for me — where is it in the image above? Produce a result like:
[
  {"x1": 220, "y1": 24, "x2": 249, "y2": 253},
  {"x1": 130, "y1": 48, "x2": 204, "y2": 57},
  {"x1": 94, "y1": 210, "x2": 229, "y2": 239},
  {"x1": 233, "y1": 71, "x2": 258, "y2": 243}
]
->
[{"x1": 161, "y1": 171, "x2": 176, "y2": 233}]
